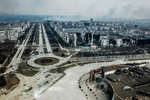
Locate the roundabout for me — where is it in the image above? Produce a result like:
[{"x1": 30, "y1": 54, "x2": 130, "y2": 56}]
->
[
  {"x1": 34, "y1": 57, "x2": 59, "y2": 66},
  {"x1": 27, "y1": 53, "x2": 71, "y2": 70}
]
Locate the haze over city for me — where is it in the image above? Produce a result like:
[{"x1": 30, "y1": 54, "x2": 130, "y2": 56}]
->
[
  {"x1": 0, "y1": 0, "x2": 150, "y2": 19},
  {"x1": 1, "y1": 0, "x2": 150, "y2": 100}
]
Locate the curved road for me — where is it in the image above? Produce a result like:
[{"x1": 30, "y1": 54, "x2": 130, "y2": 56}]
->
[
  {"x1": 37, "y1": 59, "x2": 150, "y2": 100},
  {"x1": 36, "y1": 62, "x2": 113, "y2": 100}
]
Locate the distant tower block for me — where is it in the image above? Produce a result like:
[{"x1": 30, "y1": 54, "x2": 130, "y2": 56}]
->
[
  {"x1": 66, "y1": 34, "x2": 69, "y2": 43},
  {"x1": 116, "y1": 39, "x2": 123, "y2": 47},
  {"x1": 90, "y1": 18, "x2": 94, "y2": 23},
  {"x1": 101, "y1": 39, "x2": 109, "y2": 47},
  {"x1": 91, "y1": 32, "x2": 94, "y2": 46},
  {"x1": 74, "y1": 33, "x2": 77, "y2": 47}
]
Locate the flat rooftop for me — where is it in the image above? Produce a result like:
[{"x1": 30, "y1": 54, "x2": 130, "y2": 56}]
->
[{"x1": 106, "y1": 66, "x2": 150, "y2": 99}]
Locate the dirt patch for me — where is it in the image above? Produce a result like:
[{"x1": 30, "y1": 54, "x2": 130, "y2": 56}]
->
[
  {"x1": 0, "y1": 67, "x2": 6, "y2": 74},
  {"x1": 17, "y1": 62, "x2": 38, "y2": 77},
  {"x1": 0, "y1": 74, "x2": 20, "y2": 95}
]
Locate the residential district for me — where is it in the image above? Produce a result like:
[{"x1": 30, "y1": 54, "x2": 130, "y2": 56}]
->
[{"x1": 0, "y1": 18, "x2": 150, "y2": 100}]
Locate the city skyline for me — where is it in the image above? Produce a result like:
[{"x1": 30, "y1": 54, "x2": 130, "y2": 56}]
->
[{"x1": 1, "y1": 0, "x2": 150, "y2": 100}]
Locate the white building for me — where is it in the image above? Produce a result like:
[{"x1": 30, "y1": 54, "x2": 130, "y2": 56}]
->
[
  {"x1": 101, "y1": 38, "x2": 109, "y2": 47},
  {"x1": 0, "y1": 30, "x2": 6, "y2": 42},
  {"x1": 116, "y1": 39, "x2": 123, "y2": 47},
  {"x1": 7, "y1": 27, "x2": 23, "y2": 41}
]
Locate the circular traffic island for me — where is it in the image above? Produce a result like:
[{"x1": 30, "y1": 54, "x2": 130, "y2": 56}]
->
[
  {"x1": 27, "y1": 54, "x2": 66, "y2": 70},
  {"x1": 34, "y1": 57, "x2": 59, "y2": 66}
]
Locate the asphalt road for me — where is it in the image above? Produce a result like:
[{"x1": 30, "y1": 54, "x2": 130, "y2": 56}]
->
[
  {"x1": 37, "y1": 60, "x2": 150, "y2": 100},
  {"x1": 6, "y1": 24, "x2": 35, "y2": 73}
]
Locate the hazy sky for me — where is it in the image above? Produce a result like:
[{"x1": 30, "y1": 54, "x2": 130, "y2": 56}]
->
[{"x1": 0, "y1": 0, "x2": 149, "y2": 19}]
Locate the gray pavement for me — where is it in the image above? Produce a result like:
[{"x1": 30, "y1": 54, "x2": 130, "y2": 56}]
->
[
  {"x1": 38, "y1": 24, "x2": 44, "y2": 54},
  {"x1": 37, "y1": 59, "x2": 150, "y2": 100},
  {"x1": 42, "y1": 24, "x2": 52, "y2": 53}
]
